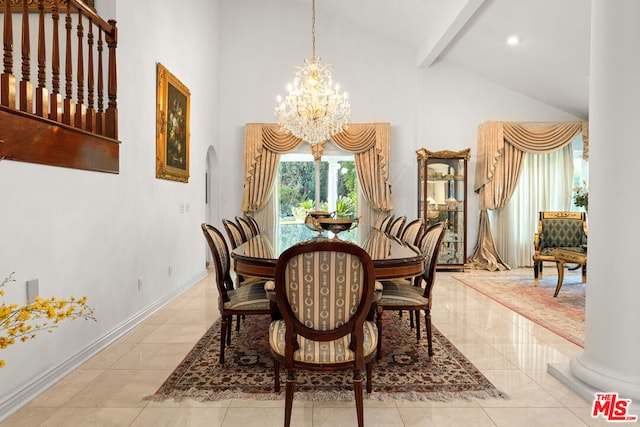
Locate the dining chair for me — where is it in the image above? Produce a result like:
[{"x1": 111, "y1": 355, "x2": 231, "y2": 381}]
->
[
  {"x1": 400, "y1": 218, "x2": 425, "y2": 247},
  {"x1": 379, "y1": 214, "x2": 395, "y2": 234},
  {"x1": 244, "y1": 213, "x2": 260, "y2": 235},
  {"x1": 235, "y1": 215, "x2": 256, "y2": 240},
  {"x1": 388, "y1": 215, "x2": 407, "y2": 238},
  {"x1": 376, "y1": 221, "x2": 447, "y2": 361},
  {"x1": 222, "y1": 218, "x2": 246, "y2": 249},
  {"x1": 200, "y1": 223, "x2": 271, "y2": 364},
  {"x1": 265, "y1": 239, "x2": 380, "y2": 427}
]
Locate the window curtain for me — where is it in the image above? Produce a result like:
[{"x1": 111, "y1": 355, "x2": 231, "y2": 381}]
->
[
  {"x1": 490, "y1": 144, "x2": 574, "y2": 268},
  {"x1": 241, "y1": 123, "x2": 393, "y2": 232},
  {"x1": 470, "y1": 121, "x2": 588, "y2": 271}
]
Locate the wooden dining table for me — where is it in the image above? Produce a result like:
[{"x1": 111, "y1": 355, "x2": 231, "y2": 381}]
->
[{"x1": 230, "y1": 226, "x2": 426, "y2": 280}]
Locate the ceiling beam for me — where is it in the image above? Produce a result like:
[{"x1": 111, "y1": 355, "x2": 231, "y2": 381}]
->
[{"x1": 416, "y1": 0, "x2": 486, "y2": 68}]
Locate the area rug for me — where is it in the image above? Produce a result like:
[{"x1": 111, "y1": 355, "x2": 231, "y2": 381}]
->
[
  {"x1": 147, "y1": 313, "x2": 507, "y2": 402},
  {"x1": 453, "y1": 270, "x2": 585, "y2": 347}
]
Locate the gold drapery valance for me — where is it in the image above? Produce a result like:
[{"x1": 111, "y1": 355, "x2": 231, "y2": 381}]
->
[
  {"x1": 470, "y1": 120, "x2": 589, "y2": 270},
  {"x1": 241, "y1": 123, "x2": 393, "y2": 217}
]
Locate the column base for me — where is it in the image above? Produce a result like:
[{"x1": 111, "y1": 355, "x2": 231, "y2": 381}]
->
[{"x1": 549, "y1": 361, "x2": 640, "y2": 413}]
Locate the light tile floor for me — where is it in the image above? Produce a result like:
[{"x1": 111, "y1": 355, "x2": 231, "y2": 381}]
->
[{"x1": 1, "y1": 268, "x2": 610, "y2": 426}]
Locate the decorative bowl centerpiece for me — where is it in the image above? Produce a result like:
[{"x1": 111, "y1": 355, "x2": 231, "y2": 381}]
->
[
  {"x1": 315, "y1": 217, "x2": 359, "y2": 237},
  {"x1": 305, "y1": 211, "x2": 335, "y2": 233}
]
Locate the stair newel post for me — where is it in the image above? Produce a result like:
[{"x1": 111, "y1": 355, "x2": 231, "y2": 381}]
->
[
  {"x1": 86, "y1": 18, "x2": 95, "y2": 132},
  {"x1": 96, "y1": 27, "x2": 104, "y2": 135},
  {"x1": 36, "y1": 0, "x2": 49, "y2": 117},
  {"x1": 105, "y1": 19, "x2": 117, "y2": 140},
  {"x1": 63, "y1": 0, "x2": 74, "y2": 125},
  {"x1": 74, "y1": 10, "x2": 85, "y2": 129},
  {"x1": 1, "y1": 0, "x2": 15, "y2": 107},
  {"x1": 20, "y1": 0, "x2": 33, "y2": 113},
  {"x1": 49, "y1": 0, "x2": 62, "y2": 121}
]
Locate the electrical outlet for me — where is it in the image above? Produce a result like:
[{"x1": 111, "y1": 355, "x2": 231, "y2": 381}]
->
[
  {"x1": 137, "y1": 277, "x2": 143, "y2": 291},
  {"x1": 26, "y1": 279, "x2": 39, "y2": 302}
]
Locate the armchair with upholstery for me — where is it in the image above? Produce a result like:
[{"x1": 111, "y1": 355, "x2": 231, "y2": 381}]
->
[{"x1": 532, "y1": 211, "x2": 587, "y2": 285}]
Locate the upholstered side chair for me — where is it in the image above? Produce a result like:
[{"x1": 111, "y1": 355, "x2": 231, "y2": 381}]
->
[
  {"x1": 265, "y1": 239, "x2": 380, "y2": 427},
  {"x1": 235, "y1": 215, "x2": 256, "y2": 240},
  {"x1": 244, "y1": 213, "x2": 260, "y2": 235},
  {"x1": 388, "y1": 215, "x2": 407, "y2": 238},
  {"x1": 379, "y1": 214, "x2": 395, "y2": 234},
  {"x1": 532, "y1": 211, "x2": 587, "y2": 285},
  {"x1": 400, "y1": 218, "x2": 424, "y2": 247},
  {"x1": 200, "y1": 224, "x2": 271, "y2": 364},
  {"x1": 376, "y1": 221, "x2": 447, "y2": 361}
]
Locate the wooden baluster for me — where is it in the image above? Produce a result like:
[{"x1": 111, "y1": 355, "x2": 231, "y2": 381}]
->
[
  {"x1": 20, "y1": 0, "x2": 33, "y2": 113},
  {"x1": 96, "y1": 27, "x2": 104, "y2": 135},
  {"x1": 63, "y1": 1, "x2": 74, "y2": 125},
  {"x1": 74, "y1": 11, "x2": 85, "y2": 129},
  {"x1": 86, "y1": 18, "x2": 95, "y2": 133},
  {"x1": 50, "y1": 0, "x2": 62, "y2": 121},
  {"x1": 36, "y1": 0, "x2": 49, "y2": 117},
  {"x1": 1, "y1": 0, "x2": 15, "y2": 107},
  {"x1": 105, "y1": 19, "x2": 117, "y2": 139}
]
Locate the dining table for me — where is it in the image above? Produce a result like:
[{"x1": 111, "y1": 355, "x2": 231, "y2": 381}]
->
[{"x1": 230, "y1": 225, "x2": 426, "y2": 280}]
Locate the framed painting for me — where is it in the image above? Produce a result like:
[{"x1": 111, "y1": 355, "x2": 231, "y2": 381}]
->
[
  {"x1": 156, "y1": 63, "x2": 190, "y2": 183},
  {"x1": 2, "y1": 0, "x2": 95, "y2": 12}
]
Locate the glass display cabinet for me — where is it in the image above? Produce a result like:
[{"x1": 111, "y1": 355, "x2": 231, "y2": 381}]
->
[{"x1": 417, "y1": 148, "x2": 470, "y2": 270}]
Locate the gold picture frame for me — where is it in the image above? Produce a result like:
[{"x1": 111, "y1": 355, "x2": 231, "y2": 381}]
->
[
  {"x1": 2, "y1": 0, "x2": 95, "y2": 12},
  {"x1": 156, "y1": 63, "x2": 190, "y2": 183}
]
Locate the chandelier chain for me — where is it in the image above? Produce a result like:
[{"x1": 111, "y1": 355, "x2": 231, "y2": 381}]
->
[
  {"x1": 275, "y1": 0, "x2": 350, "y2": 145},
  {"x1": 311, "y1": 0, "x2": 316, "y2": 59}
]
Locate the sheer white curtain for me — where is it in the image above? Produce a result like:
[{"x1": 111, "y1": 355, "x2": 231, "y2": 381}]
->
[{"x1": 490, "y1": 143, "x2": 574, "y2": 267}]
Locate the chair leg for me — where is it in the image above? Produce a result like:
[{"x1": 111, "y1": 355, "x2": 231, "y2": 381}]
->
[
  {"x1": 274, "y1": 359, "x2": 280, "y2": 393},
  {"x1": 376, "y1": 307, "x2": 383, "y2": 361},
  {"x1": 409, "y1": 310, "x2": 415, "y2": 329},
  {"x1": 285, "y1": 370, "x2": 295, "y2": 427},
  {"x1": 353, "y1": 369, "x2": 365, "y2": 427},
  {"x1": 415, "y1": 310, "x2": 421, "y2": 341},
  {"x1": 226, "y1": 317, "x2": 232, "y2": 346},
  {"x1": 236, "y1": 315, "x2": 241, "y2": 332},
  {"x1": 425, "y1": 309, "x2": 433, "y2": 360},
  {"x1": 220, "y1": 316, "x2": 228, "y2": 364},
  {"x1": 533, "y1": 261, "x2": 540, "y2": 286},
  {"x1": 366, "y1": 361, "x2": 373, "y2": 394}
]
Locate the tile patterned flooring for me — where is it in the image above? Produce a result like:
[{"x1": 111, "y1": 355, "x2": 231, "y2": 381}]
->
[{"x1": 1, "y1": 268, "x2": 611, "y2": 426}]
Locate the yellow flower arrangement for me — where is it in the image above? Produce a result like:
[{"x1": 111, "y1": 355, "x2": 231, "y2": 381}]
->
[{"x1": 0, "y1": 272, "x2": 96, "y2": 368}]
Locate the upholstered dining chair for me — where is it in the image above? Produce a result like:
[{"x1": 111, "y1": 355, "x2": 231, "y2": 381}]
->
[
  {"x1": 244, "y1": 213, "x2": 260, "y2": 235},
  {"x1": 265, "y1": 239, "x2": 380, "y2": 427},
  {"x1": 222, "y1": 218, "x2": 246, "y2": 249},
  {"x1": 235, "y1": 215, "x2": 256, "y2": 240},
  {"x1": 388, "y1": 215, "x2": 407, "y2": 238},
  {"x1": 376, "y1": 221, "x2": 447, "y2": 361},
  {"x1": 400, "y1": 218, "x2": 425, "y2": 247},
  {"x1": 379, "y1": 214, "x2": 395, "y2": 234},
  {"x1": 200, "y1": 224, "x2": 271, "y2": 364}
]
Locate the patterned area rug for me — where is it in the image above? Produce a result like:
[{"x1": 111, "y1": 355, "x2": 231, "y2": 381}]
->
[
  {"x1": 453, "y1": 269, "x2": 585, "y2": 347},
  {"x1": 147, "y1": 313, "x2": 508, "y2": 402}
]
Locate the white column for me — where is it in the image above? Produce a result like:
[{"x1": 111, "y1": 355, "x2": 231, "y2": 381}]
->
[{"x1": 550, "y1": 0, "x2": 640, "y2": 405}]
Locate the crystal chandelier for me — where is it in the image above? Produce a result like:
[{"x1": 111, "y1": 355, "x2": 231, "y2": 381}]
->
[{"x1": 275, "y1": 0, "x2": 350, "y2": 145}]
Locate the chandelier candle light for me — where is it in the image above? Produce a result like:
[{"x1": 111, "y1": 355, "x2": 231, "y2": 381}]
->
[{"x1": 275, "y1": 0, "x2": 350, "y2": 145}]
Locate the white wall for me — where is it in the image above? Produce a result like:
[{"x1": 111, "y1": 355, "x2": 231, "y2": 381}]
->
[{"x1": 0, "y1": 0, "x2": 219, "y2": 410}]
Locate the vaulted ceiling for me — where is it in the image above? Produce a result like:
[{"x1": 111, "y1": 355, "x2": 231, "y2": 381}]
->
[{"x1": 312, "y1": 0, "x2": 590, "y2": 119}]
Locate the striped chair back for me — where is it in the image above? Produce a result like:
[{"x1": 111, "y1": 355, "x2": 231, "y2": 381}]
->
[
  {"x1": 222, "y1": 219, "x2": 246, "y2": 249},
  {"x1": 401, "y1": 219, "x2": 424, "y2": 246}
]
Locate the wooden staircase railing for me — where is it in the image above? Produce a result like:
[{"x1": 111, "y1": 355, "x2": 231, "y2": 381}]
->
[{"x1": 0, "y1": 0, "x2": 119, "y2": 173}]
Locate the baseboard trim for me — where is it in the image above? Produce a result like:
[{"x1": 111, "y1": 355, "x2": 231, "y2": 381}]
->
[{"x1": 0, "y1": 270, "x2": 208, "y2": 422}]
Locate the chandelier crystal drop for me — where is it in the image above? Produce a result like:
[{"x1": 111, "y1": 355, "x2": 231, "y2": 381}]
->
[{"x1": 275, "y1": 0, "x2": 350, "y2": 145}]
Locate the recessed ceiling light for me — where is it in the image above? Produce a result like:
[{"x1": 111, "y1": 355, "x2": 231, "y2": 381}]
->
[{"x1": 507, "y1": 35, "x2": 520, "y2": 46}]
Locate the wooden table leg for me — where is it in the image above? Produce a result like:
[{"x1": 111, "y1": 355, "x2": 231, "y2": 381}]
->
[{"x1": 554, "y1": 260, "x2": 565, "y2": 297}]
